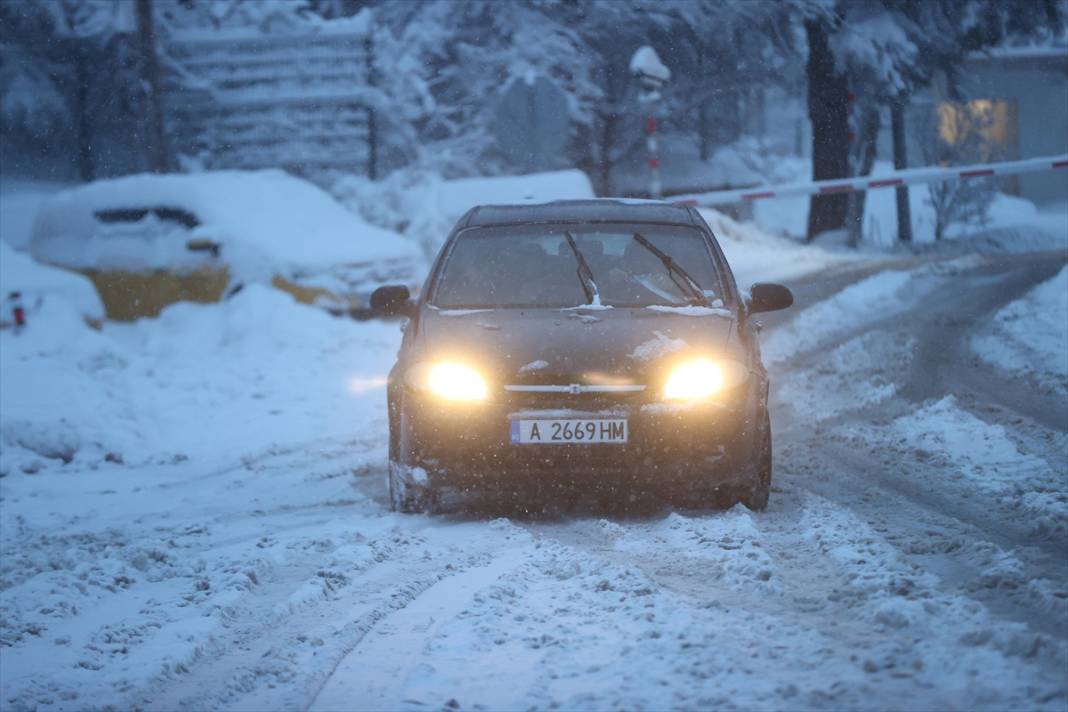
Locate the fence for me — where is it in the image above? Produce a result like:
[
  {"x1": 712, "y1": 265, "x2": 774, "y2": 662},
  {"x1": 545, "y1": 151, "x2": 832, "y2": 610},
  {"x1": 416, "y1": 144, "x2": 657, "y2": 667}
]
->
[{"x1": 164, "y1": 25, "x2": 376, "y2": 178}]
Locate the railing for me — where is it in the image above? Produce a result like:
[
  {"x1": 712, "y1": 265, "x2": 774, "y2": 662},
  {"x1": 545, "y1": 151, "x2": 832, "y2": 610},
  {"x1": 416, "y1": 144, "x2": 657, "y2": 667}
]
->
[{"x1": 674, "y1": 154, "x2": 1068, "y2": 207}]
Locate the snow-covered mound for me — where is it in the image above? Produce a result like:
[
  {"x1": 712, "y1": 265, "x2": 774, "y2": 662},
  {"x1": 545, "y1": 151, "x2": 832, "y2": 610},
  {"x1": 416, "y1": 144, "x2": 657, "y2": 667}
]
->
[
  {"x1": 0, "y1": 283, "x2": 400, "y2": 477},
  {"x1": 866, "y1": 395, "x2": 1067, "y2": 536},
  {"x1": 30, "y1": 170, "x2": 422, "y2": 283},
  {"x1": 698, "y1": 207, "x2": 860, "y2": 286},
  {"x1": 335, "y1": 169, "x2": 595, "y2": 253},
  {"x1": 0, "y1": 241, "x2": 104, "y2": 325},
  {"x1": 972, "y1": 266, "x2": 1068, "y2": 396}
]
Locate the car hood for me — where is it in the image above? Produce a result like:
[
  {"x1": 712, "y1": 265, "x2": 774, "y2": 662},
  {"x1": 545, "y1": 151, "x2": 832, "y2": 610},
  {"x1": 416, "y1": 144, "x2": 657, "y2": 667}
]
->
[{"x1": 412, "y1": 306, "x2": 739, "y2": 384}]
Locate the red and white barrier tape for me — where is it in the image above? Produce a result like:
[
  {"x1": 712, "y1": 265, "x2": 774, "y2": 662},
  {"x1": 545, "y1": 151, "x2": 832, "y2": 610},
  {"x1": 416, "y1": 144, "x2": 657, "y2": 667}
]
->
[{"x1": 675, "y1": 153, "x2": 1068, "y2": 207}]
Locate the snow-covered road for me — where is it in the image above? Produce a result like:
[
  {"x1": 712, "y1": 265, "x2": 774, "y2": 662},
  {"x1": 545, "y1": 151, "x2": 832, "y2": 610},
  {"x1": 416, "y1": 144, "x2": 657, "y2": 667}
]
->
[{"x1": 2, "y1": 250, "x2": 1066, "y2": 710}]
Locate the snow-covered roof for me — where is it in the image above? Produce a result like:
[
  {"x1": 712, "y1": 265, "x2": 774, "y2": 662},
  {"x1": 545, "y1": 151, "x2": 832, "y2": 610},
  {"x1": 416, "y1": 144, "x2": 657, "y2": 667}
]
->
[{"x1": 30, "y1": 170, "x2": 421, "y2": 281}]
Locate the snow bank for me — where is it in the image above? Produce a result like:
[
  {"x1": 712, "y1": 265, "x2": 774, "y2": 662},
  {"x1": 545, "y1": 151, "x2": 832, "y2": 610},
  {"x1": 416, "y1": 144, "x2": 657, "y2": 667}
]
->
[
  {"x1": 761, "y1": 269, "x2": 921, "y2": 365},
  {"x1": 0, "y1": 241, "x2": 104, "y2": 324},
  {"x1": 972, "y1": 266, "x2": 1068, "y2": 396},
  {"x1": 699, "y1": 208, "x2": 860, "y2": 287},
  {"x1": 0, "y1": 283, "x2": 400, "y2": 477},
  {"x1": 30, "y1": 170, "x2": 422, "y2": 284},
  {"x1": 874, "y1": 396, "x2": 1067, "y2": 536},
  {"x1": 333, "y1": 169, "x2": 595, "y2": 253},
  {"x1": 774, "y1": 329, "x2": 908, "y2": 421}
]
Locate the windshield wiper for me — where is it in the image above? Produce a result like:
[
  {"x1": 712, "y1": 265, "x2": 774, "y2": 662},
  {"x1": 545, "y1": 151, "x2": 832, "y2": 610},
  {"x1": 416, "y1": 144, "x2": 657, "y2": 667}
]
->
[
  {"x1": 631, "y1": 232, "x2": 708, "y2": 306},
  {"x1": 564, "y1": 231, "x2": 601, "y2": 305}
]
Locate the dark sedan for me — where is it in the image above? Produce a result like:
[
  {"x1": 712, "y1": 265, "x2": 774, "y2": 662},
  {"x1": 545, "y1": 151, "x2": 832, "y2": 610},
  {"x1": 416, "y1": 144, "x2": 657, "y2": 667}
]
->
[{"x1": 371, "y1": 200, "x2": 793, "y2": 513}]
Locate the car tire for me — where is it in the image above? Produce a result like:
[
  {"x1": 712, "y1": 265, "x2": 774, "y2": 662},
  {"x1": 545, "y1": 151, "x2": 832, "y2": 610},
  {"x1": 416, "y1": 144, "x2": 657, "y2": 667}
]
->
[
  {"x1": 387, "y1": 403, "x2": 437, "y2": 514},
  {"x1": 388, "y1": 460, "x2": 437, "y2": 513},
  {"x1": 740, "y1": 411, "x2": 772, "y2": 511}
]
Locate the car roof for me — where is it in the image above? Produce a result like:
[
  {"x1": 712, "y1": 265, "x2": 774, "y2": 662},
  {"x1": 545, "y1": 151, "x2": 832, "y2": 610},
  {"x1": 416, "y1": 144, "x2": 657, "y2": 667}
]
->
[{"x1": 460, "y1": 199, "x2": 700, "y2": 229}]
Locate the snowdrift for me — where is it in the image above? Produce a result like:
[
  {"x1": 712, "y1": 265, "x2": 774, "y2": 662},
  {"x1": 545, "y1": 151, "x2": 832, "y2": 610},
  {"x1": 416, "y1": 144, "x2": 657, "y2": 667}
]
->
[
  {"x1": 0, "y1": 241, "x2": 104, "y2": 326},
  {"x1": 31, "y1": 170, "x2": 421, "y2": 276},
  {"x1": 0, "y1": 284, "x2": 400, "y2": 476}
]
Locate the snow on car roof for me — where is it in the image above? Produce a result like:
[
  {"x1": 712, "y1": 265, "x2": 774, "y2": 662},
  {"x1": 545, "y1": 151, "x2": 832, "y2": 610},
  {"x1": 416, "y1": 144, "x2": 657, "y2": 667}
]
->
[{"x1": 30, "y1": 170, "x2": 422, "y2": 278}]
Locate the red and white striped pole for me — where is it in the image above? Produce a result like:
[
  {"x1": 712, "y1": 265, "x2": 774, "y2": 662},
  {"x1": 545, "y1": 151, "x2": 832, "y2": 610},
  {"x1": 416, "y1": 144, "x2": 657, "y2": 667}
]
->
[
  {"x1": 673, "y1": 153, "x2": 1068, "y2": 207},
  {"x1": 630, "y1": 46, "x2": 670, "y2": 200}
]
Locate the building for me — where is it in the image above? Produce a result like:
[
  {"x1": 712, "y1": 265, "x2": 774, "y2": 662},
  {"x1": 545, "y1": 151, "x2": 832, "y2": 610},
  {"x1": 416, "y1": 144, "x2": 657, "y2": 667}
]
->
[{"x1": 905, "y1": 40, "x2": 1068, "y2": 206}]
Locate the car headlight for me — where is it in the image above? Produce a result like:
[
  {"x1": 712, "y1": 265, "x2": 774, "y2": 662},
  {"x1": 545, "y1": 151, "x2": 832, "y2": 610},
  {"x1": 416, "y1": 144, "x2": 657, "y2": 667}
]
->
[
  {"x1": 407, "y1": 361, "x2": 488, "y2": 401},
  {"x1": 663, "y1": 358, "x2": 748, "y2": 401}
]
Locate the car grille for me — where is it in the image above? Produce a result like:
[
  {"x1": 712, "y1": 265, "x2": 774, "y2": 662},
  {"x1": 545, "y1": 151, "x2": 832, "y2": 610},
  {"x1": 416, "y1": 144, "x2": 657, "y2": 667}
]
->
[{"x1": 500, "y1": 384, "x2": 647, "y2": 410}]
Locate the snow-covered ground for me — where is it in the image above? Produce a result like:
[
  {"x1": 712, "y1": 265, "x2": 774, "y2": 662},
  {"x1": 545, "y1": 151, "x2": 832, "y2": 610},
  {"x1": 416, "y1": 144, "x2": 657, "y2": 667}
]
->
[
  {"x1": 751, "y1": 160, "x2": 1068, "y2": 249},
  {"x1": 2, "y1": 177, "x2": 1067, "y2": 710},
  {"x1": 972, "y1": 266, "x2": 1068, "y2": 398},
  {"x1": 699, "y1": 207, "x2": 865, "y2": 286}
]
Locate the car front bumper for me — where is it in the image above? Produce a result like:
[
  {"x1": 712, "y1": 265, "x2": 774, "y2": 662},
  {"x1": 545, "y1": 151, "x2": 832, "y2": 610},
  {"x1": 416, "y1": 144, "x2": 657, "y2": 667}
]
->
[{"x1": 396, "y1": 385, "x2": 766, "y2": 489}]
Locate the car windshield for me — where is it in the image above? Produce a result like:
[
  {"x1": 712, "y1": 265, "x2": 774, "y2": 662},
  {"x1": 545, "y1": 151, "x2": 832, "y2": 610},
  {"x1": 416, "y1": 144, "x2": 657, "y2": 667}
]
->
[{"x1": 432, "y1": 224, "x2": 724, "y2": 309}]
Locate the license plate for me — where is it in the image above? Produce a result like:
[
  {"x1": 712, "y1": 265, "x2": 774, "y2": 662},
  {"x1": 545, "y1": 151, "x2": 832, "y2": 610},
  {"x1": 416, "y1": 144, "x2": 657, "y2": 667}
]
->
[{"x1": 510, "y1": 419, "x2": 628, "y2": 444}]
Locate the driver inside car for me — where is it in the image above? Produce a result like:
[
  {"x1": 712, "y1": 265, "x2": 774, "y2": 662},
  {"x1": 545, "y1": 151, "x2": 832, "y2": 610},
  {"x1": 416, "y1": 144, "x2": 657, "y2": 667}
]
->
[{"x1": 605, "y1": 239, "x2": 684, "y2": 304}]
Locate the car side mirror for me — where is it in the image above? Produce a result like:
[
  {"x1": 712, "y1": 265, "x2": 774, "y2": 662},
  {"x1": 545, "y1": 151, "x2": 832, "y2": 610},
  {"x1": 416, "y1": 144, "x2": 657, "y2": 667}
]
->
[
  {"x1": 370, "y1": 285, "x2": 415, "y2": 317},
  {"x1": 747, "y1": 283, "x2": 793, "y2": 314}
]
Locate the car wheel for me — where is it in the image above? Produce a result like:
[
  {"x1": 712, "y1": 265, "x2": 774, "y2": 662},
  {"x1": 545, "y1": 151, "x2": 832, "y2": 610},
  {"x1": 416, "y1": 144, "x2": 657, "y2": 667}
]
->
[
  {"x1": 388, "y1": 460, "x2": 438, "y2": 513},
  {"x1": 740, "y1": 411, "x2": 772, "y2": 511}
]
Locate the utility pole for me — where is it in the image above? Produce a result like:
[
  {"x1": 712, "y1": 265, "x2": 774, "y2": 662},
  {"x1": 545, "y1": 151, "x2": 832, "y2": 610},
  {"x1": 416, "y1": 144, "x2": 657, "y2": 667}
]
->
[
  {"x1": 890, "y1": 98, "x2": 912, "y2": 243},
  {"x1": 136, "y1": 0, "x2": 167, "y2": 173}
]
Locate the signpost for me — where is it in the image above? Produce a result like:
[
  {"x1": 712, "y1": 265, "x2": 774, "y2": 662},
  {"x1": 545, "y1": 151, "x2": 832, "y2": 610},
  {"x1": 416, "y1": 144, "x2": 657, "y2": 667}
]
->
[
  {"x1": 630, "y1": 46, "x2": 670, "y2": 199},
  {"x1": 493, "y1": 74, "x2": 570, "y2": 173}
]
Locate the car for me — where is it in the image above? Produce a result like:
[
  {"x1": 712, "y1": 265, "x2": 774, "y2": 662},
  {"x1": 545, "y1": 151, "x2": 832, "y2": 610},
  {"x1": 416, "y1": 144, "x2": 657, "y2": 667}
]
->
[
  {"x1": 29, "y1": 170, "x2": 424, "y2": 321},
  {"x1": 371, "y1": 199, "x2": 793, "y2": 513}
]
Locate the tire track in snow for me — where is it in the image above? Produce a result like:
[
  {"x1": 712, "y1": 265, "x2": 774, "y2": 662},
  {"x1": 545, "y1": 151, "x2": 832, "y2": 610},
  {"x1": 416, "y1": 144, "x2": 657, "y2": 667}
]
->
[
  {"x1": 308, "y1": 541, "x2": 535, "y2": 711},
  {"x1": 525, "y1": 494, "x2": 1065, "y2": 709},
  {"x1": 136, "y1": 520, "x2": 530, "y2": 711},
  {"x1": 764, "y1": 250, "x2": 1068, "y2": 694}
]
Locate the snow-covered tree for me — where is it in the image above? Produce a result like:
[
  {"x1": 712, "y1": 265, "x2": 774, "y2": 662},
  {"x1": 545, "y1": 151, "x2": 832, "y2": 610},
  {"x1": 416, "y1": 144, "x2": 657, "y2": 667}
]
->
[
  {"x1": 0, "y1": 40, "x2": 66, "y2": 133},
  {"x1": 0, "y1": 0, "x2": 142, "y2": 180},
  {"x1": 339, "y1": 1, "x2": 788, "y2": 188},
  {"x1": 802, "y1": 0, "x2": 1064, "y2": 240},
  {"x1": 364, "y1": 0, "x2": 594, "y2": 177}
]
